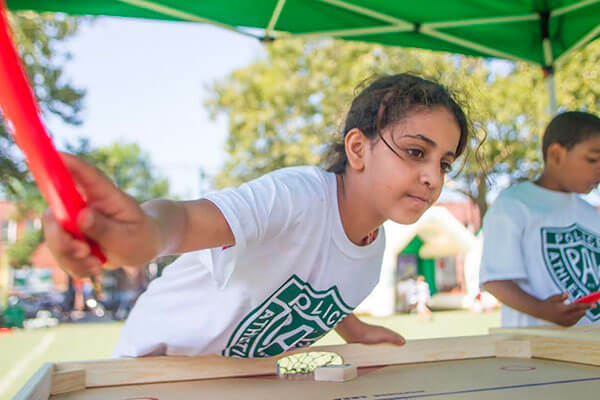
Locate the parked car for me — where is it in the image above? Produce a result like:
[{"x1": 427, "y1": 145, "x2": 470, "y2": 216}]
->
[{"x1": 9, "y1": 291, "x2": 69, "y2": 322}]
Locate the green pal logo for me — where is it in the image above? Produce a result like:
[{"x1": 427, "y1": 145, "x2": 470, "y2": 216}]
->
[
  {"x1": 223, "y1": 275, "x2": 353, "y2": 358},
  {"x1": 541, "y1": 224, "x2": 600, "y2": 321}
]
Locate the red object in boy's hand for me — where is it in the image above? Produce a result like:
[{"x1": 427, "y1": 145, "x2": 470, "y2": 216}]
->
[
  {"x1": 0, "y1": 1, "x2": 105, "y2": 263},
  {"x1": 575, "y1": 290, "x2": 600, "y2": 304}
]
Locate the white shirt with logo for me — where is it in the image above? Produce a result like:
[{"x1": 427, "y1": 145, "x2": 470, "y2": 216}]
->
[
  {"x1": 480, "y1": 181, "x2": 600, "y2": 327},
  {"x1": 113, "y1": 166, "x2": 385, "y2": 358}
]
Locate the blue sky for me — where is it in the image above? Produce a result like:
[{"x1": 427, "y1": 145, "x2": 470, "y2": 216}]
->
[{"x1": 45, "y1": 17, "x2": 264, "y2": 199}]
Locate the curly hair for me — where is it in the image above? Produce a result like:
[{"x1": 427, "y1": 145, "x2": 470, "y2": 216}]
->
[{"x1": 325, "y1": 73, "x2": 470, "y2": 174}]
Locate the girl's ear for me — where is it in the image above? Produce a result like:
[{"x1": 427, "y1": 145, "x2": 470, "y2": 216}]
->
[{"x1": 345, "y1": 128, "x2": 368, "y2": 172}]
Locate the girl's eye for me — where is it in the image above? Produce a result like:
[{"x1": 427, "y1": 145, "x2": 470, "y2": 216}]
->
[
  {"x1": 441, "y1": 162, "x2": 452, "y2": 173},
  {"x1": 406, "y1": 148, "x2": 424, "y2": 158},
  {"x1": 587, "y1": 158, "x2": 600, "y2": 163}
]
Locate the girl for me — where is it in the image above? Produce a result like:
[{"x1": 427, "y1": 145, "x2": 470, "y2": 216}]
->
[{"x1": 43, "y1": 73, "x2": 469, "y2": 358}]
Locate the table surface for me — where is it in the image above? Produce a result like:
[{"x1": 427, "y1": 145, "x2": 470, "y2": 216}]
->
[{"x1": 51, "y1": 357, "x2": 600, "y2": 400}]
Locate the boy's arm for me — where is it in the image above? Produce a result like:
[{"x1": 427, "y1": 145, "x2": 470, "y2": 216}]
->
[
  {"x1": 483, "y1": 280, "x2": 595, "y2": 326},
  {"x1": 483, "y1": 280, "x2": 546, "y2": 319}
]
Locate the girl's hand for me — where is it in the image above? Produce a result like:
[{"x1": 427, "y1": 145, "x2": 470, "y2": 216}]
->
[
  {"x1": 353, "y1": 323, "x2": 406, "y2": 346},
  {"x1": 335, "y1": 314, "x2": 406, "y2": 346},
  {"x1": 42, "y1": 153, "x2": 162, "y2": 278}
]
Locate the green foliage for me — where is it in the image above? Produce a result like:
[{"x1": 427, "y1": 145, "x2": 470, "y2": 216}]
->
[
  {"x1": 67, "y1": 138, "x2": 170, "y2": 202},
  {"x1": 0, "y1": 11, "x2": 86, "y2": 191},
  {"x1": 557, "y1": 40, "x2": 600, "y2": 114},
  {"x1": 206, "y1": 38, "x2": 600, "y2": 216},
  {"x1": 5, "y1": 179, "x2": 47, "y2": 219},
  {"x1": 7, "y1": 228, "x2": 43, "y2": 268}
]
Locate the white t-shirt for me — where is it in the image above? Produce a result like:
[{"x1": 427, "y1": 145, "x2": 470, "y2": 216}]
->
[
  {"x1": 416, "y1": 281, "x2": 430, "y2": 303},
  {"x1": 480, "y1": 181, "x2": 600, "y2": 327},
  {"x1": 113, "y1": 166, "x2": 385, "y2": 358}
]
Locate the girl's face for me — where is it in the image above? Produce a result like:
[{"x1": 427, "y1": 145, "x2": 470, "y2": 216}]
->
[{"x1": 364, "y1": 107, "x2": 461, "y2": 224}]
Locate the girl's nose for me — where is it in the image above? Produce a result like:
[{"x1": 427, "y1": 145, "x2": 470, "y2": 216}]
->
[
  {"x1": 420, "y1": 165, "x2": 442, "y2": 189},
  {"x1": 420, "y1": 173, "x2": 431, "y2": 187}
]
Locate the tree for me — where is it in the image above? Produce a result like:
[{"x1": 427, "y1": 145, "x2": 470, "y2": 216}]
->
[
  {"x1": 1, "y1": 11, "x2": 86, "y2": 191},
  {"x1": 557, "y1": 40, "x2": 600, "y2": 115},
  {"x1": 67, "y1": 138, "x2": 170, "y2": 203},
  {"x1": 4, "y1": 181, "x2": 46, "y2": 268},
  {"x1": 7, "y1": 229, "x2": 42, "y2": 268},
  {"x1": 206, "y1": 38, "x2": 600, "y2": 217}
]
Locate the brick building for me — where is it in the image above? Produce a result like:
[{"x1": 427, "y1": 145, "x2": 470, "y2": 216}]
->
[{"x1": 0, "y1": 201, "x2": 68, "y2": 292}]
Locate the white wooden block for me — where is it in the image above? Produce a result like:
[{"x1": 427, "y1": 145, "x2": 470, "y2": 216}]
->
[
  {"x1": 314, "y1": 364, "x2": 357, "y2": 382},
  {"x1": 494, "y1": 340, "x2": 532, "y2": 359}
]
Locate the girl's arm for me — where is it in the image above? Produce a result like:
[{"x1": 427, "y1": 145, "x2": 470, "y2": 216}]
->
[
  {"x1": 143, "y1": 198, "x2": 234, "y2": 256},
  {"x1": 334, "y1": 314, "x2": 364, "y2": 342},
  {"x1": 483, "y1": 280, "x2": 594, "y2": 326},
  {"x1": 43, "y1": 154, "x2": 234, "y2": 278}
]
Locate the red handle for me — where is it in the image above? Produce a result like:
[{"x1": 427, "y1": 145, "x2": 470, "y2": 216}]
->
[
  {"x1": 575, "y1": 290, "x2": 600, "y2": 304},
  {"x1": 0, "y1": 1, "x2": 105, "y2": 263}
]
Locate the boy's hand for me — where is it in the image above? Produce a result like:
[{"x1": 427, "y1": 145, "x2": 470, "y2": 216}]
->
[
  {"x1": 540, "y1": 293, "x2": 596, "y2": 327},
  {"x1": 42, "y1": 153, "x2": 162, "y2": 278}
]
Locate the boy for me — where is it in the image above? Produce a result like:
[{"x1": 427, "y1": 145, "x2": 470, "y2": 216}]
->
[{"x1": 480, "y1": 111, "x2": 600, "y2": 327}]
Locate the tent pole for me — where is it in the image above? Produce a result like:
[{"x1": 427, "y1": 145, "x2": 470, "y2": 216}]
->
[
  {"x1": 544, "y1": 67, "x2": 559, "y2": 116},
  {"x1": 540, "y1": 10, "x2": 558, "y2": 117}
]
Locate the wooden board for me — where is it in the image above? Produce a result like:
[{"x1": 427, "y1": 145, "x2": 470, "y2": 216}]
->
[
  {"x1": 491, "y1": 325, "x2": 600, "y2": 366},
  {"x1": 494, "y1": 340, "x2": 532, "y2": 358},
  {"x1": 50, "y1": 370, "x2": 85, "y2": 396},
  {"x1": 15, "y1": 326, "x2": 600, "y2": 400},
  {"x1": 52, "y1": 335, "x2": 501, "y2": 388},
  {"x1": 50, "y1": 358, "x2": 600, "y2": 400},
  {"x1": 490, "y1": 325, "x2": 600, "y2": 341}
]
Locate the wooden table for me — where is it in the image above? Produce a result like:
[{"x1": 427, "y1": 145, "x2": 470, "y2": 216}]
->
[{"x1": 14, "y1": 325, "x2": 600, "y2": 399}]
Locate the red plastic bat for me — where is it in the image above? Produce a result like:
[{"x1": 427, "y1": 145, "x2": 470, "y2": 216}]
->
[
  {"x1": 0, "y1": 0, "x2": 106, "y2": 264},
  {"x1": 575, "y1": 290, "x2": 600, "y2": 304}
]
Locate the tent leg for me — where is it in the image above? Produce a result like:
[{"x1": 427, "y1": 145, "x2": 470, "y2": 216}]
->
[{"x1": 545, "y1": 69, "x2": 558, "y2": 116}]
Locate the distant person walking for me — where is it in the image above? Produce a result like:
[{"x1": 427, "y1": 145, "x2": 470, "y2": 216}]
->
[{"x1": 416, "y1": 276, "x2": 432, "y2": 319}]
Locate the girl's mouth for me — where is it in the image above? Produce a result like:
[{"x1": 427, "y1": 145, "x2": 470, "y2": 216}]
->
[{"x1": 407, "y1": 194, "x2": 428, "y2": 204}]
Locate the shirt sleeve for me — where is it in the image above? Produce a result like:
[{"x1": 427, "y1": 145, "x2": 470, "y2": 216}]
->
[
  {"x1": 479, "y1": 196, "x2": 528, "y2": 285},
  {"x1": 202, "y1": 168, "x2": 321, "y2": 287}
]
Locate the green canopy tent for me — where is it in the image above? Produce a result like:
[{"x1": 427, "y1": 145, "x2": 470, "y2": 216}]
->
[{"x1": 7, "y1": 0, "x2": 600, "y2": 113}]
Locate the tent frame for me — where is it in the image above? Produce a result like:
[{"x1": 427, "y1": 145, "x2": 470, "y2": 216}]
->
[
  {"x1": 111, "y1": 0, "x2": 600, "y2": 115},
  {"x1": 115, "y1": 0, "x2": 599, "y2": 66}
]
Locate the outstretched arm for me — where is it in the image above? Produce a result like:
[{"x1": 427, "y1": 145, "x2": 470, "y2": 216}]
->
[
  {"x1": 143, "y1": 198, "x2": 234, "y2": 256},
  {"x1": 43, "y1": 153, "x2": 234, "y2": 278}
]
